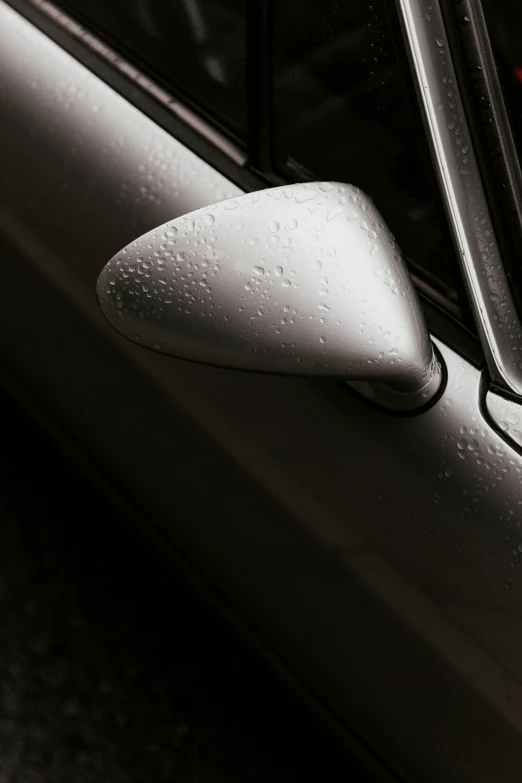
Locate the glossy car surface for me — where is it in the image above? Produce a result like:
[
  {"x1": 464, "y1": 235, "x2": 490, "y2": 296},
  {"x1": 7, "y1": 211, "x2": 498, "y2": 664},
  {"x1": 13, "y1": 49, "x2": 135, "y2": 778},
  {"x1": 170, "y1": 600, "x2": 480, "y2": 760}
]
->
[{"x1": 1, "y1": 1, "x2": 522, "y2": 781}]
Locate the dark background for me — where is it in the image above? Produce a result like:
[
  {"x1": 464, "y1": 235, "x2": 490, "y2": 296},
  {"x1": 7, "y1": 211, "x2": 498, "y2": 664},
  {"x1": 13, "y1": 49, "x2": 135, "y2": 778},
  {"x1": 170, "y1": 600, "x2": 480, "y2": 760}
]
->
[{"x1": 0, "y1": 387, "x2": 369, "y2": 782}]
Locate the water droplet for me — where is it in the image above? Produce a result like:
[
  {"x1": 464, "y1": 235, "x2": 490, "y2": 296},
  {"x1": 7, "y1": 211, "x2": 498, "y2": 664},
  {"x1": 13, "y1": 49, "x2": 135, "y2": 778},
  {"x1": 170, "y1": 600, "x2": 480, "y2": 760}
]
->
[
  {"x1": 253, "y1": 266, "x2": 265, "y2": 276},
  {"x1": 274, "y1": 265, "x2": 283, "y2": 276},
  {"x1": 204, "y1": 214, "x2": 215, "y2": 227},
  {"x1": 269, "y1": 220, "x2": 280, "y2": 233},
  {"x1": 287, "y1": 218, "x2": 298, "y2": 230},
  {"x1": 294, "y1": 190, "x2": 316, "y2": 204},
  {"x1": 326, "y1": 208, "x2": 343, "y2": 222},
  {"x1": 282, "y1": 279, "x2": 292, "y2": 288}
]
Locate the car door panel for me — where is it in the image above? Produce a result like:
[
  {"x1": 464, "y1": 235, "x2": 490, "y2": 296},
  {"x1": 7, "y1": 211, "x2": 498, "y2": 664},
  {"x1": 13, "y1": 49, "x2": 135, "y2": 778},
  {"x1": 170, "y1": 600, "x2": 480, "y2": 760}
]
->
[{"x1": 2, "y1": 2, "x2": 522, "y2": 781}]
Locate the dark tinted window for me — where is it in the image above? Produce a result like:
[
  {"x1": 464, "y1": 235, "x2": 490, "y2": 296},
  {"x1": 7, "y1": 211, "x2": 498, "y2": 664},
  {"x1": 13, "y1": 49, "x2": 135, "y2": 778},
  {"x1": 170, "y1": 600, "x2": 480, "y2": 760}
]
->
[
  {"x1": 56, "y1": 0, "x2": 247, "y2": 137},
  {"x1": 272, "y1": 0, "x2": 459, "y2": 306},
  {"x1": 481, "y1": 1, "x2": 522, "y2": 164}
]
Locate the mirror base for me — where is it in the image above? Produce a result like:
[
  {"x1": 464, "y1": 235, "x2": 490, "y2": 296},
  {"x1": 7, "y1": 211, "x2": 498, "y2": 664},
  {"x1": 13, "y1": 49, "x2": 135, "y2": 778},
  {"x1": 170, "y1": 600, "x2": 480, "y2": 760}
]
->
[{"x1": 348, "y1": 356, "x2": 443, "y2": 413}]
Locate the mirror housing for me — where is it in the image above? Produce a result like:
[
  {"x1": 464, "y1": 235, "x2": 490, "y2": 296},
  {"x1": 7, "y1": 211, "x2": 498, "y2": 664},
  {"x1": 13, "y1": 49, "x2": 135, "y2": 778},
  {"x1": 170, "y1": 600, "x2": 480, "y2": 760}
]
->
[{"x1": 97, "y1": 182, "x2": 441, "y2": 411}]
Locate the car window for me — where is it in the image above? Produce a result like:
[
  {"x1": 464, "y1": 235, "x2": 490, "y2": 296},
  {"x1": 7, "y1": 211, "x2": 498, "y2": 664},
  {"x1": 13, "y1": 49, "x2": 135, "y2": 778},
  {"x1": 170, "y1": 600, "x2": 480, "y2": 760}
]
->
[
  {"x1": 52, "y1": 0, "x2": 466, "y2": 317},
  {"x1": 54, "y1": 0, "x2": 247, "y2": 138},
  {"x1": 481, "y1": 0, "x2": 522, "y2": 156}
]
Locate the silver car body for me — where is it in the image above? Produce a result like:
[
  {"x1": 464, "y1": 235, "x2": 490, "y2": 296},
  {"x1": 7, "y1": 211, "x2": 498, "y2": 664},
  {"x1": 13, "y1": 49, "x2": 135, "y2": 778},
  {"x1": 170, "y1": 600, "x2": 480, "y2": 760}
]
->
[{"x1": 1, "y1": 1, "x2": 522, "y2": 781}]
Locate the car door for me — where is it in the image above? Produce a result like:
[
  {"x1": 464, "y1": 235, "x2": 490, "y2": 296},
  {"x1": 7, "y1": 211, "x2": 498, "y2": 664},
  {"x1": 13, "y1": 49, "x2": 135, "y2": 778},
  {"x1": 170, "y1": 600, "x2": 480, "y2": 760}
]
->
[{"x1": 1, "y1": 1, "x2": 522, "y2": 781}]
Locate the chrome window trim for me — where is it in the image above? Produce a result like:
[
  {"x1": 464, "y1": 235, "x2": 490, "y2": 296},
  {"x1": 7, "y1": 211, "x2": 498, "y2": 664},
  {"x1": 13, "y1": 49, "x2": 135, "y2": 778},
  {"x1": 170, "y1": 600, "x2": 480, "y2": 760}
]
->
[
  {"x1": 455, "y1": 0, "x2": 522, "y2": 231},
  {"x1": 397, "y1": 0, "x2": 522, "y2": 397}
]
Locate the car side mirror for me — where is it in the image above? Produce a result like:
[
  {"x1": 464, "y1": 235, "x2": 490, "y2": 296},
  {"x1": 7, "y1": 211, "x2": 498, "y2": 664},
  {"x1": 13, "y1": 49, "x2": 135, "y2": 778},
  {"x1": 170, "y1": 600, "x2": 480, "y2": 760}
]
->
[{"x1": 97, "y1": 182, "x2": 442, "y2": 411}]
